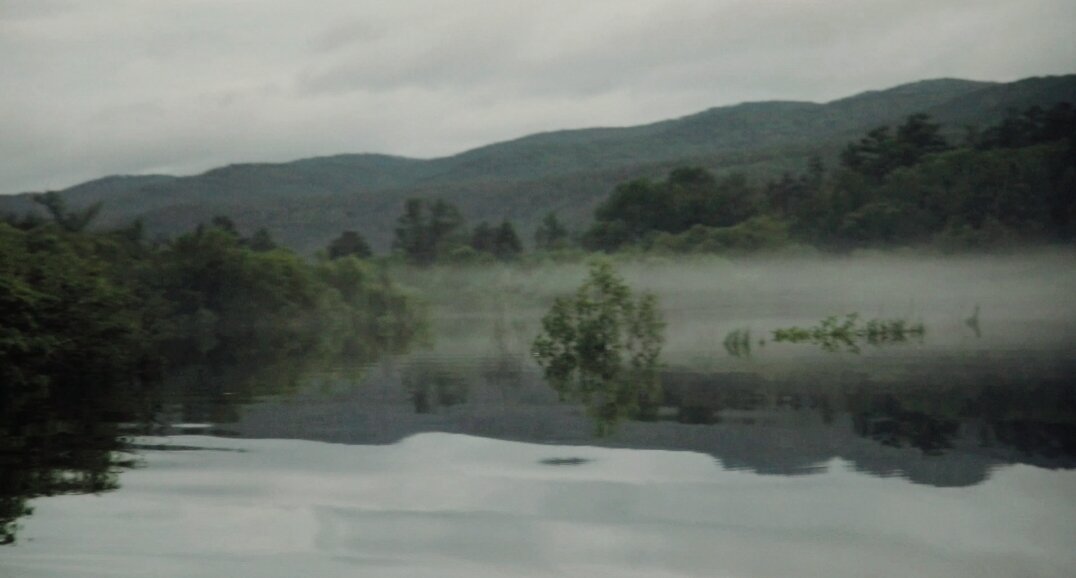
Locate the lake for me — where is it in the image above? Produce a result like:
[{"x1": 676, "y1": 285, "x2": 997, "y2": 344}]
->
[{"x1": 3, "y1": 253, "x2": 1075, "y2": 577}]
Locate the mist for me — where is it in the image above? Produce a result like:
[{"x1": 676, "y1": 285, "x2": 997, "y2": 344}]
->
[{"x1": 407, "y1": 250, "x2": 1076, "y2": 377}]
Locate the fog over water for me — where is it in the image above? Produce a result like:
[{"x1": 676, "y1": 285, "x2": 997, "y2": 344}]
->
[
  {"x1": 414, "y1": 250, "x2": 1076, "y2": 367},
  {"x1": 3, "y1": 251, "x2": 1075, "y2": 577}
]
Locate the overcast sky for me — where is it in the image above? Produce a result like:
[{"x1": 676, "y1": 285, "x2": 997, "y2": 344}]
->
[{"x1": 2, "y1": 0, "x2": 1074, "y2": 194}]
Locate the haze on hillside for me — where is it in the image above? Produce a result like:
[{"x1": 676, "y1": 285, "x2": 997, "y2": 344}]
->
[{"x1": 2, "y1": 0, "x2": 1075, "y2": 195}]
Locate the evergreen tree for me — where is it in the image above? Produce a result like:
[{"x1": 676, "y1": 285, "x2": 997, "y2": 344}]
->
[
  {"x1": 210, "y1": 215, "x2": 239, "y2": 236},
  {"x1": 392, "y1": 198, "x2": 466, "y2": 264},
  {"x1": 428, "y1": 200, "x2": 464, "y2": 249},
  {"x1": 534, "y1": 212, "x2": 569, "y2": 250},
  {"x1": 327, "y1": 230, "x2": 372, "y2": 260},
  {"x1": 393, "y1": 199, "x2": 430, "y2": 264},
  {"x1": 471, "y1": 221, "x2": 495, "y2": 253},
  {"x1": 493, "y1": 220, "x2": 523, "y2": 260},
  {"x1": 841, "y1": 114, "x2": 949, "y2": 180},
  {"x1": 247, "y1": 228, "x2": 277, "y2": 252}
]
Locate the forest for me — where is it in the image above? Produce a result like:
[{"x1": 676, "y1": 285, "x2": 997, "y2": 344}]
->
[
  {"x1": 583, "y1": 103, "x2": 1075, "y2": 252},
  {"x1": 381, "y1": 102, "x2": 1075, "y2": 264},
  {"x1": 1, "y1": 197, "x2": 426, "y2": 384}
]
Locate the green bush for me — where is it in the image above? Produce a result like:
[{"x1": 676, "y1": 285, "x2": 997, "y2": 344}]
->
[
  {"x1": 531, "y1": 261, "x2": 664, "y2": 435},
  {"x1": 648, "y1": 216, "x2": 790, "y2": 254}
]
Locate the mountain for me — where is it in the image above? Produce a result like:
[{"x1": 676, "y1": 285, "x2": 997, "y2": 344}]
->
[{"x1": 2, "y1": 75, "x2": 1074, "y2": 252}]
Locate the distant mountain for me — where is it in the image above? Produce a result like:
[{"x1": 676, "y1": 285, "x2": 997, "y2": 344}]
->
[{"x1": 2, "y1": 75, "x2": 1074, "y2": 252}]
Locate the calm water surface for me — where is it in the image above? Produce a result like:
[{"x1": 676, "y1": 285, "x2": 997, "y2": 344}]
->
[{"x1": 3, "y1": 255, "x2": 1075, "y2": 577}]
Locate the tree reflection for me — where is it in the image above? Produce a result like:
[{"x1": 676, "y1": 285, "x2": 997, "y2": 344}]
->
[
  {"x1": 405, "y1": 364, "x2": 469, "y2": 414},
  {"x1": 0, "y1": 317, "x2": 421, "y2": 544},
  {"x1": 851, "y1": 397, "x2": 960, "y2": 455},
  {"x1": 604, "y1": 369, "x2": 1075, "y2": 485},
  {"x1": 0, "y1": 377, "x2": 140, "y2": 544}
]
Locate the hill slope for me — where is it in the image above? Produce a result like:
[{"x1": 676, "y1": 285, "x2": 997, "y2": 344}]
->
[{"x1": 2, "y1": 75, "x2": 1073, "y2": 252}]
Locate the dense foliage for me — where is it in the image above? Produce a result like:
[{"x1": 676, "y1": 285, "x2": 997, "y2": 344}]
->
[
  {"x1": 531, "y1": 261, "x2": 664, "y2": 435},
  {"x1": 2, "y1": 202, "x2": 423, "y2": 377},
  {"x1": 469, "y1": 220, "x2": 523, "y2": 261},
  {"x1": 327, "y1": 230, "x2": 372, "y2": 260},
  {"x1": 584, "y1": 103, "x2": 1076, "y2": 252},
  {"x1": 0, "y1": 201, "x2": 424, "y2": 543},
  {"x1": 392, "y1": 198, "x2": 525, "y2": 264},
  {"x1": 533, "y1": 212, "x2": 571, "y2": 250}
]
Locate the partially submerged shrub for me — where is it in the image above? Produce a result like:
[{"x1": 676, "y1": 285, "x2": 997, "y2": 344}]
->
[
  {"x1": 531, "y1": 261, "x2": 664, "y2": 435},
  {"x1": 773, "y1": 313, "x2": 924, "y2": 352}
]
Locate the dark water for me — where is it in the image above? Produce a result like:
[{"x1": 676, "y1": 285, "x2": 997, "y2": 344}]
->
[{"x1": 3, "y1": 255, "x2": 1075, "y2": 577}]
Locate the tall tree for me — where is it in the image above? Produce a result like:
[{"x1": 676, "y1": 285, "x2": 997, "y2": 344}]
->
[
  {"x1": 210, "y1": 215, "x2": 239, "y2": 236},
  {"x1": 894, "y1": 113, "x2": 950, "y2": 165},
  {"x1": 327, "y1": 230, "x2": 372, "y2": 260},
  {"x1": 393, "y1": 199, "x2": 429, "y2": 264},
  {"x1": 493, "y1": 220, "x2": 523, "y2": 260},
  {"x1": 247, "y1": 228, "x2": 277, "y2": 252},
  {"x1": 534, "y1": 212, "x2": 569, "y2": 250},
  {"x1": 392, "y1": 198, "x2": 466, "y2": 264},
  {"x1": 841, "y1": 114, "x2": 949, "y2": 180},
  {"x1": 471, "y1": 221, "x2": 495, "y2": 253},
  {"x1": 429, "y1": 200, "x2": 464, "y2": 247}
]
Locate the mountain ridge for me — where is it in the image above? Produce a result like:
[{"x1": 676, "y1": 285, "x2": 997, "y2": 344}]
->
[{"x1": 2, "y1": 74, "x2": 1073, "y2": 251}]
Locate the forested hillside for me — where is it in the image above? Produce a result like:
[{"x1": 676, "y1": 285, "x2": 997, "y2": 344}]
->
[
  {"x1": 1, "y1": 75, "x2": 1074, "y2": 252},
  {"x1": 583, "y1": 104, "x2": 1075, "y2": 252}
]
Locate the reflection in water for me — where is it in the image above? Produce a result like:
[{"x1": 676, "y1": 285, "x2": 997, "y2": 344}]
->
[
  {"x1": 655, "y1": 369, "x2": 1076, "y2": 484},
  {"x1": 965, "y1": 304, "x2": 982, "y2": 338},
  {"x1": 722, "y1": 328, "x2": 752, "y2": 358},
  {"x1": 9, "y1": 433, "x2": 1074, "y2": 578},
  {"x1": 851, "y1": 395, "x2": 960, "y2": 455},
  {"x1": 0, "y1": 321, "x2": 421, "y2": 544},
  {"x1": 0, "y1": 379, "x2": 135, "y2": 544},
  {"x1": 221, "y1": 346, "x2": 1076, "y2": 489},
  {"x1": 539, "y1": 457, "x2": 592, "y2": 466},
  {"x1": 6, "y1": 256, "x2": 1076, "y2": 565},
  {"x1": 406, "y1": 363, "x2": 469, "y2": 414}
]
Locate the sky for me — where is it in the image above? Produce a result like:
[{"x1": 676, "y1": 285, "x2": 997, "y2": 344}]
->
[{"x1": 1, "y1": 0, "x2": 1074, "y2": 195}]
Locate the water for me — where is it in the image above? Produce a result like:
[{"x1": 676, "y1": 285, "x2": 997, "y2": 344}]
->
[{"x1": 3, "y1": 253, "x2": 1076, "y2": 577}]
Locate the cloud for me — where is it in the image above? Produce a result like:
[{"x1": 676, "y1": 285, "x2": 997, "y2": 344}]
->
[{"x1": 1, "y1": 0, "x2": 1073, "y2": 193}]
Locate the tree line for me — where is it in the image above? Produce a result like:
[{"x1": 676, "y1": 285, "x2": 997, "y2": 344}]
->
[
  {"x1": 1, "y1": 195, "x2": 431, "y2": 543},
  {"x1": 582, "y1": 102, "x2": 1075, "y2": 252},
  {"x1": 370, "y1": 101, "x2": 1073, "y2": 263},
  {"x1": 0, "y1": 194, "x2": 425, "y2": 401},
  {"x1": 388, "y1": 197, "x2": 569, "y2": 264}
]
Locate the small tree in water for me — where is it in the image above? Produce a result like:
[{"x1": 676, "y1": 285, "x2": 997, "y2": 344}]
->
[{"x1": 531, "y1": 261, "x2": 664, "y2": 435}]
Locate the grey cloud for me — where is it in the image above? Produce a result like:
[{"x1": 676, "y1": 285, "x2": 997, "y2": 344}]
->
[
  {"x1": 1, "y1": 0, "x2": 1074, "y2": 194},
  {"x1": 308, "y1": 21, "x2": 385, "y2": 53}
]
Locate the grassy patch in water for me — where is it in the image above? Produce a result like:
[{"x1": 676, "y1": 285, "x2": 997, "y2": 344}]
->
[{"x1": 773, "y1": 313, "x2": 924, "y2": 352}]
